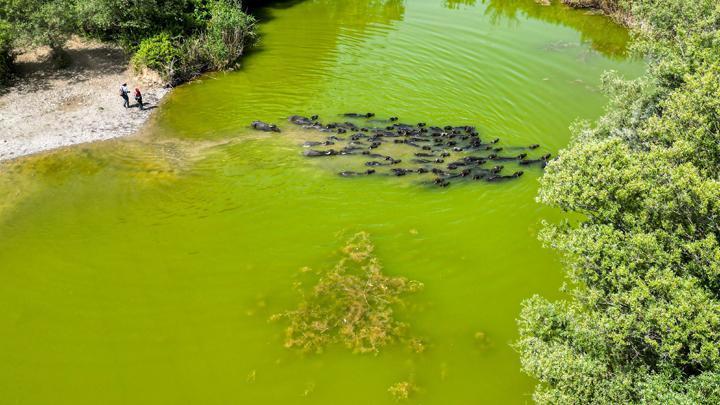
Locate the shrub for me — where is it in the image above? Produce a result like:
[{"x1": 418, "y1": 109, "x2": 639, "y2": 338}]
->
[
  {"x1": 203, "y1": 0, "x2": 256, "y2": 70},
  {"x1": 127, "y1": 1, "x2": 256, "y2": 84},
  {"x1": 169, "y1": 34, "x2": 211, "y2": 83},
  {"x1": 130, "y1": 32, "x2": 180, "y2": 80},
  {"x1": 0, "y1": 0, "x2": 256, "y2": 82}
]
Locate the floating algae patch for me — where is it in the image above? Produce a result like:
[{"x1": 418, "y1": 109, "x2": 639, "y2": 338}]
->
[
  {"x1": 273, "y1": 232, "x2": 424, "y2": 354},
  {"x1": 388, "y1": 381, "x2": 418, "y2": 401}
]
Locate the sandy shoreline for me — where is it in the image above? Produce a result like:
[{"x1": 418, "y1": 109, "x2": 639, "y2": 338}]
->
[{"x1": 0, "y1": 38, "x2": 169, "y2": 162}]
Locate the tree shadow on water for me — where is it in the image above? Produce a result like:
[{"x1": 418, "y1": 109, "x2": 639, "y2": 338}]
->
[
  {"x1": 243, "y1": 0, "x2": 308, "y2": 22},
  {"x1": 444, "y1": 0, "x2": 478, "y2": 10},
  {"x1": 233, "y1": 0, "x2": 407, "y2": 73},
  {"x1": 483, "y1": 0, "x2": 631, "y2": 59}
]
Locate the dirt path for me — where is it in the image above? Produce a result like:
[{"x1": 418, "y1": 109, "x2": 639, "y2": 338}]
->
[{"x1": 0, "y1": 37, "x2": 169, "y2": 161}]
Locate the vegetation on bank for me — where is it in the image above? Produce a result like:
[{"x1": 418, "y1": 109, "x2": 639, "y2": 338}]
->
[
  {"x1": 0, "y1": 0, "x2": 256, "y2": 84},
  {"x1": 519, "y1": 0, "x2": 720, "y2": 402}
]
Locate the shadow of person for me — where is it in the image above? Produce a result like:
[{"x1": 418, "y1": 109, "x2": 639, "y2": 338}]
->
[{"x1": 133, "y1": 103, "x2": 157, "y2": 110}]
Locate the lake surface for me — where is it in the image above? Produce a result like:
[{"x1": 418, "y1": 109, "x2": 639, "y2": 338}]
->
[{"x1": 0, "y1": 0, "x2": 644, "y2": 403}]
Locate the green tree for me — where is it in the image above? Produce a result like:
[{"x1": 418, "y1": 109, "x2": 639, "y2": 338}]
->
[
  {"x1": 0, "y1": 0, "x2": 78, "y2": 65},
  {"x1": 0, "y1": 0, "x2": 256, "y2": 81},
  {"x1": 76, "y1": 0, "x2": 205, "y2": 48},
  {"x1": 203, "y1": 0, "x2": 256, "y2": 70},
  {"x1": 518, "y1": 0, "x2": 720, "y2": 402},
  {"x1": 128, "y1": 0, "x2": 256, "y2": 83}
]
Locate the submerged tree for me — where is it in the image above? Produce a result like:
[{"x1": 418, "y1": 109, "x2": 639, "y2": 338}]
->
[{"x1": 273, "y1": 232, "x2": 424, "y2": 354}]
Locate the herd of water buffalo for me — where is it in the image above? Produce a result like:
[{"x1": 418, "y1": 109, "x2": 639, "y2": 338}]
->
[{"x1": 250, "y1": 113, "x2": 551, "y2": 187}]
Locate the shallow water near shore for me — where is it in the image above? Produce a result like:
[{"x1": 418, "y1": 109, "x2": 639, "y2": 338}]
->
[{"x1": 0, "y1": 0, "x2": 644, "y2": 403}]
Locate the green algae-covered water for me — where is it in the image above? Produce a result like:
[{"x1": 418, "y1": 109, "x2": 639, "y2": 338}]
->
[{"x1": 0, "y1": 0, "x2": 644, "y2": 403}]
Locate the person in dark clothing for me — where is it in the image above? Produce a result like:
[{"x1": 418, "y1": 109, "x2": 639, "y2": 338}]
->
[
  {"x1": 120, "y1": 83, "x2": 130, "y2": 108},
  {"x1": 134, "y1": 88, "x2": 144, "y2": 110}
]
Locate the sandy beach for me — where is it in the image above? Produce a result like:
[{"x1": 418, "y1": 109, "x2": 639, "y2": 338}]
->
[{"x1": 0, "y1": 37, "x2": 169, "y2": 162}]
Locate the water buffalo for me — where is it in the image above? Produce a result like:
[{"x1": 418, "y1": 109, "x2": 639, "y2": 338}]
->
[
  {"x1": 486, "y1": 171, "x2": 524, "y2": 182},
  {"x1": 303, "y1": 141, "x2": 334, "y2": 147},
  {"x1": 303, "y1": 149, "x2": 337, "y2": 157},
  {"x1": 289, "y1": 115, "x2": 313, "y2": 125},
  {"x1": 491, "y1": 153, "x2": 527, "y2": 162},
  {"x1": 343, "y1": 112, "x2": 375, "y2": 118},
  {"x1": 519, "y1": 153, "x2": 552, "y2": 167},
  {"x1": 339, "y1": 169, "x2": 376, "y2": 177},
  {"x1": 361, "y1": 152, "x2": 387, "y2": 158},
  {"x1": 252, "y1": 121, "x2": 280, "y2": 132}
]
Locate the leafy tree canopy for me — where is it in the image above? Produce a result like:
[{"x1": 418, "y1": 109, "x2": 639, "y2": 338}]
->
[{"x1": 518, "y1": 1, "x2": 720, "y2": 403}]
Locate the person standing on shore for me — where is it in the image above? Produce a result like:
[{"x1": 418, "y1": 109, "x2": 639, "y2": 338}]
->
[
  {"x1": 119, "y1": 83, "x2": 130, "y2": 108},
  {"x1": 134, "y1": 87, "x2": 144, "y2": 110}
]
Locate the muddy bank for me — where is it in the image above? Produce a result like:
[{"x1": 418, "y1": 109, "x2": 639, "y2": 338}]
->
[{"x1": 0, "y1": 37, "x2": 169, "y2": 162}]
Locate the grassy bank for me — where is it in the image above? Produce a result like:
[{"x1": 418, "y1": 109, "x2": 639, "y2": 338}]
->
[{"x1": 519, "y1": 1, "x2": 720, "y2": 403}]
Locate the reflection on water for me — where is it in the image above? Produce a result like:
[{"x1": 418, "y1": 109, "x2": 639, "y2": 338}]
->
[
  {"x1": 155, "y1": 0, "x2": 639, "y2": 144},
  {"x1": 443, "y1": 0, "x2": 478, "y2": 9},
  {"x1": 484, "y1": 0, "x2": 630, "y2": 58}
]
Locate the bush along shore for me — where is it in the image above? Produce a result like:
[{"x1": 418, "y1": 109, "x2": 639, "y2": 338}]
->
[
  {"x1": 519, "y1": 0, "x2": 720, "y2": 403},
  {"x1": 0, "y1": 0, "x2": 257, "y2": 85}
]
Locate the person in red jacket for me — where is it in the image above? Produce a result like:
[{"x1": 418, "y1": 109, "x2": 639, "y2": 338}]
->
[{"x1": 134, "y1": 88, "x2": 144, "y2": 110}]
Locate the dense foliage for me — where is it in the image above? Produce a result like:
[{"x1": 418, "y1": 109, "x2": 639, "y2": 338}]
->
[
  {"x1": 0, "y1": 0, "x2": 78, "y2": 66},
  {"x1": 130, "y1": 33, "x2": 180, "y2": 77},
  {"x1": 0, "y1": 0, "x2": 255, "y2": 82},
  {"x1": 77, "y1": 0, "x2": 207, "y2": 47},
  {"x1": 127, "y1": 0, "x2": 256, "y2": 82},
  {"x1": 168, "y1": 0, "x2": 256, "y2": 83},
  {"x1": 518, "y1": 0, "x2": 720, "y2": 403}
]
